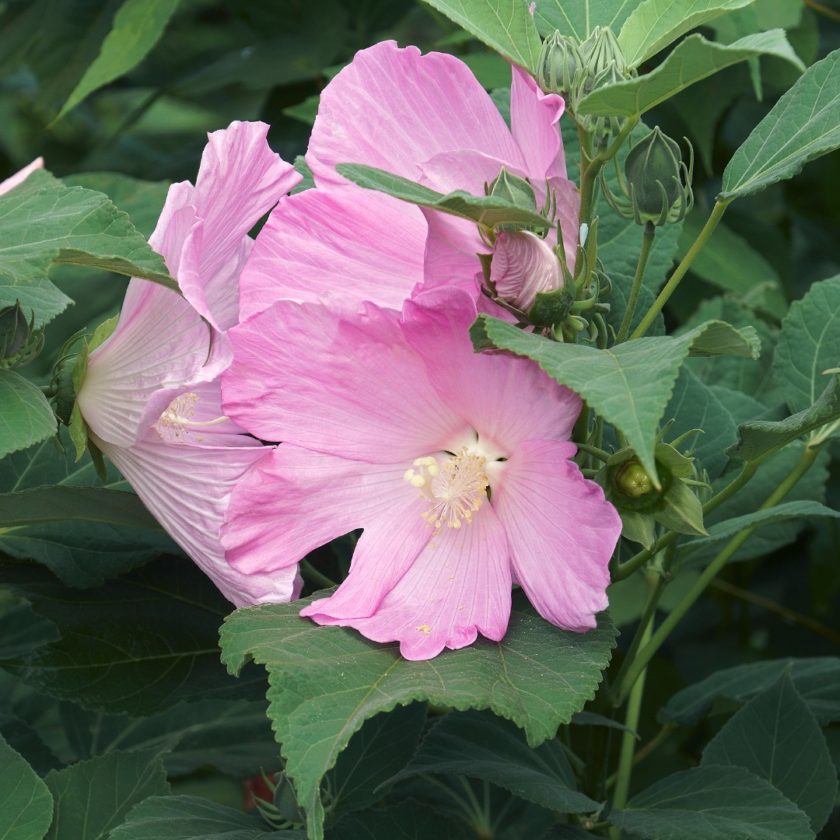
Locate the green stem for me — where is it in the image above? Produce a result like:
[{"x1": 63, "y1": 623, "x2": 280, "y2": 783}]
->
[
  {"x1": 616, "y1": 222, "x2": 655, "y2": 342},
  {"x1": 614, "y1": 443, "x2": 822, "y2": 705},
  {"x1": 613, "y1": 460, "x2": 759, "y2": 581},
  {"x1": 630, "y1": 200, "x2": 729, "y2": 339},
  {"x1": 610, "y1": 585, "x2": 655, "y2": 837},
  {"x1": 300, "y1": 560, "x2": 336, "y2": 590},
  {"x1": 606, "y1": 723, "x2": 676, "y2": 788}
]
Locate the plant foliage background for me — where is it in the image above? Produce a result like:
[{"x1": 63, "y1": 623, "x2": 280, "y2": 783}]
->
[{"x1": 0, "y1": 0, "x2": 839, "y2": 838}]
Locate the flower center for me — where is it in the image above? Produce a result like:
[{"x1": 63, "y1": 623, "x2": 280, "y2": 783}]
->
[
  {"x1": 403, "y1": 448, "x2": 490, "y2": 530},
  {"x1": 154, "y1": 392, "x2": 228, "y2": 442}
]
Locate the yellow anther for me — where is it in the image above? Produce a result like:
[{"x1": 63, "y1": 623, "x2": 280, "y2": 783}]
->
[
  {"x1": 416, "y1": 624, "x2": 432, "y2": 634},
  {"x1": 409, "y1": 449, "x2": 489, "y2": 530}
]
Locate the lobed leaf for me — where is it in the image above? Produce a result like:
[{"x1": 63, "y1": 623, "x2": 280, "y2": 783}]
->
[
  {"x1": 0, "y1": 733, "x2": 53, "y2": 840},
  {"x1": 220, "y1": 591, "x2": 616, "y2": 840},
  {"x1": 533, "y1": 0, "x2": 640, "y2": 40},
  {"x1": 0, "y1": 370, "x2": 57, "y2": 459}
]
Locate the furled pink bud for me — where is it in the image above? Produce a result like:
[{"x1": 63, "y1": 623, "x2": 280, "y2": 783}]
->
[
  {"x1": 0, "y1": 158, "x2": 44, "y2": 196},
  {"x1": 489, "y1": 231, "x2": 563, "y2": 310}
]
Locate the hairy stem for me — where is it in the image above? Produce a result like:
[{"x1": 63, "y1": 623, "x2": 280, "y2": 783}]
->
[
  {"x1": 630, "y1": 200, "x2": 729, "y2": 339},
  {"x1": 616, "y1": 222, "x2": 655, "y2": 342}
]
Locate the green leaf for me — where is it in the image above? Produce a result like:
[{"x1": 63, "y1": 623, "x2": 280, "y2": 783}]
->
[
  {"x1": 0, "y1": 169, "x2": 177, "y2": 326},
  {"x1": 773, "y1": 275, "x2": 840, "y2": 416},
  {"x1": 702, "y1": 673, "x2": 837, "y2": 832},
  {"x1": 220, "y1": 591, "x2": 616, "y2": 840},
  {"x1": 661, "y1": 657, "x2": 840, "y2": 726},
  {"x1": 336, "y1": 163, "x2": 550, "y2": 231},
  {"x1": 108, "y1": 795, "x2": 282, "y2": 840},
  {"x1": 533, "y1": 0, "x2": 640, "y2": 40},
  {"x1": 2, "y1": 560, "x2": 265, "y2": 716},
  {"x1": 421, "y1": 0, "x2": 542, "y2": 72},
  {"x1": 682, "y1": 500, "x2": 840, "y2": 559},
  {"x1": 56, "y1": 698, "x2": 279, "y2": 778},
  {"x1": 44, "y1": 749, "x2": 170, "y2": 840},
  {"x1": 0, "y1": 370, "x2": 56, "y2": 458},
  {"x1": 470, "y1": 316, "x2": 758, "y2": 483},
  {"x1": 57, "y1": 0, "x2": 182, "y2": 119},
  {"x1": 331, "y1": 801, "x2": 471, "y2": 840},
  {"x1": 579, "y1": 31, "x2": 802, "y2": 117},
  {"x1": 676, "y1": 213, "x2": 786, "y2": 319},
  {"x1": 618, "y1": 0, "x2": 758, "y2": 68},
  {"x1": 327, "y1": 704, "x2": 426, "y2": 818},
  {"x1": 665, "y1": 368, "x2": 738, "y2": 478},
  {"x1": 0, "y1": 733, "x2": 53, "y2": 840},
  {"x1": 608, "y1": 765, "x2": 813, "y2": 839},
  {"x1": 387, "y1": 710, "x2": 600, "y2": 813},
  {"x1": 720, "y1": 50, "x2": 840, "y2": 201},
  {"x1": 728, "y1": 376, "x2": 840, "y2": 462}
]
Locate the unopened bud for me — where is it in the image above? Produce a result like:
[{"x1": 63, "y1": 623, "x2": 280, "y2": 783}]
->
[
  {"x1": 0, "y1": 302, "x2": 30, "y2": 361},
  {"x1": 490, "y1": 231, "x2": 563, "y2": 311},
  {"x1": 487, "y1": 168, "x2": 536, "y2": 212},
  {"x1": 580, "y1": 26, "x2": 628, "y2": 82},
  {"x1": 624, "y1": 127, "x2": 693, "y2": 225},
  {"x1": 537, "y1": 31, "x2": 583, "y2": 96},
  {"x1": 615, "y1": 461, "x2": 653, "y2": 498}
]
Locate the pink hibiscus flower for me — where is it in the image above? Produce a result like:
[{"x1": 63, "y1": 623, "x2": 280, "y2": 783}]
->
[
  {"x1": 75, "y1": 121, "x2": 302, "y2": 607},
  {"x1": 238, "y1": 41, "x2": 578, "y2": 321},
  {"x1": 221, "y1": 287, "x2": 621, "y2": 660}
]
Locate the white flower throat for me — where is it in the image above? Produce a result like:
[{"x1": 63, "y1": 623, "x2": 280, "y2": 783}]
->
[{"x1": 403, "y1": 448, "x2": 491, "y2": 530}]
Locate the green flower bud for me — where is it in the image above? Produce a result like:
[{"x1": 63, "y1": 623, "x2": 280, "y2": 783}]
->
[
  {"x1": 579, "y1": 26, "x2": 629, "y2": 96},
  {"x1": 0, "y1": 302, "x2": 30, "y2": 361},
  {"x1": 528, "y1": 285, "x2": 574, "y2": 328},
  {"x1": 624, "y1": 127, "x2": 693, "y2": 225},
  {"x1": 537, "y1": 31, "x2": 583, "y2": 96},
  {"x1": 616, "y1": 461, "x2": 653, "y2": 498},
  {"x1": 487, "y1": 167, "x2": 536, "y2": 212}
]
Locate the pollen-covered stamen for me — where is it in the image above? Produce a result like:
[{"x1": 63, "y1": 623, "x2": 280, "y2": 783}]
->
[
  {"x1": 404, "y1": 449, "x2": 489, "y2": 530},
  {"x1": 154, "y1": 392, "x2": 229, "y2": 442}
]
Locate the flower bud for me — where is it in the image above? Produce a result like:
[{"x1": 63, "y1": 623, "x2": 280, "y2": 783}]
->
[
  {"x1": 624, "y1": 127, "x2": 693, "y2": 225},
  {"x1": 0, "y1": 302, "x2": 30, "y2": 362},
  {"x1": 490, "y1": 231, "x2": 563, "y2": 311},
  {"x1": 537, "y1": 31, "x2": 583, "y2": 97},
  {"x1": 487, "y1": 167, "x2": 536, "y2": 212},
  {"x1": 580, "y1": 26, "x2": 629, "y2": 84}
]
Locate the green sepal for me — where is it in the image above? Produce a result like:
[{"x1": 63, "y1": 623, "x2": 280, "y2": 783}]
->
[
  {"x1": 529, "y1": 287, "x2": 575, "y2": 328},
  {"x1": 620, "y1": 509, "x2": 657, "y2": 548},
  {"x1": 656, "y1": 479, "x2": 708, "y2": 536}
]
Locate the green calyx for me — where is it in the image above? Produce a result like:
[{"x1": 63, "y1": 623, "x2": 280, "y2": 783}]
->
[
  {"x1": 0, "y1": 302, "x2": 44, "y2": 368},
  {"x1": 537, "y1": 31, "x2": 582, "y2": 97},
  {"x1": 529, "y1": 286, "x2": 574, "y2": 328},
  {"x1": 487, "y1": 168, "x2": 536, "y2": 213}
]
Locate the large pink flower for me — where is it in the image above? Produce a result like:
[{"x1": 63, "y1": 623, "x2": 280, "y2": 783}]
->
[
  {"x1": 76, "y1": 122, "x2": 302, "y2": 607},
  {"x1": 238, "y1": 41, "x2": 579, "y2": 321},
  {"x1": 222, "y1": 287, "x2": 621, "y2": 659}
]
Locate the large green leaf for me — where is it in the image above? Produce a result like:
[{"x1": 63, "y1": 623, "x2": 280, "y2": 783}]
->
[
  {"x1": 331, "y1": 801, "x2": 471, "y2": 840},
  {"x1": 0, "y1": 733, "x2": 53, "y2": 840},
  {"x1": 336, "y1": 164, "x2": 550, "y2": 231},
  {"x1": 0, "y1": 370, "x2": 56, "y2": 458},
  {"x1": 2, "y1": 560, "x2": 265, "y2": 715},
  {"x1": 661, "y1": 657, "x2": 840, "y2": 726},
  {"x1": 618, "y1": 0, "x2": 758, "y2": 68},
  {"x1": 675, "y1": 214, "x2": 786, "y2": 319},
  {"x1": 533, "y1": 0, "x2": 640, "y2": 40},
  {"x1": 727, "y1": 376, "x2": 840, "y2": 462},
  {"x1": 470, "y1": 316, "x2": 758, "y2": 482},
  {"x1": 387, "y1": 710, "x2": 600, "y2": 814},
  {"x1": 58, "y1": 0, "x2": 182, "y2": 119},
  {"x1": 421, "y1": 0, "x2": 542, "y2": 72},
  {"x1": 579, "y1": 31, "x2": 801, "y2": 117},
  {"x1": 607, "y1": 765, "x2": 813, "y2": 839},
  {"x1": 720, "y1": 50, "x2": 840, "y2": 201},
  {"x1": 702, "y1": 673, "x2": 837, "y2": 832},
  {"x1": 220, "y1": 591, "x2": 616, "y2": 840},
  {"x1": 773, "y1": 275, "x2": 840, "y2": 416},
  {"x1": 682, "y1": 500, "x2": 840, "y2": 559},
  {"x1": 108, "y1": 795, "x2": 283, "y2": 840},
  {"x1": 327, "y1": 704, "x2": 426, "y2": 819},
  {"x1": 44, "y1": 749, "x2": 170, "y2": 840},
  {"x1": 0, "y1": 169, "x2": 177, "y2": 326}
]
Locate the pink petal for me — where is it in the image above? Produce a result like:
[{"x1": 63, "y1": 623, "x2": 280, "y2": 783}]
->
[
  {"x1": 239, "y1": 186, "x2": 427, "y2": 320},
  {"x1": 179, "y1": 121, "x2": 301, "y2": 330},
  {"x1": 402, "y1": 287, "x2": 582, "y2": 453},
  {"x1": 305, "y1": 504, "x2": 511, "y2": 660},
  {"x1": 510, "y1": 66, "x2": 567, "y2": 182},
  {"x1": 421, "y1": 210, "x2": 487, "y2": 295},
  {"x1": 94, "y1": 430, "x2": 296, "y2": 607},
  {"x1": 222, "y1": 445, "x2": 421, "y2": 575},
  {"x1": 78, "y1": 283, "x2": 220, "y2": 447},
  {"x1": 490, "y1": 230, "x2": 564, "y2": 310},
  {"x1": 307, "y1": 41, "x2": 523, "y2": 189},
  {"x1": 223, "y1": 300, "x2": 465, "y2": 462},
  {"x1": 491, "y1": 439, "x2": 621, "y2": 630},
  {"x1": 0, "y1": 158, "x2": 44, "y2": 195}
]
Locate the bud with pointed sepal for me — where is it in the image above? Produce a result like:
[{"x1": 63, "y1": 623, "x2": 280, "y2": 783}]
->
[
  {"x1": 537, "y1": 31, "x2": 583, "y2": 98},
  {"x1": 0, "y1": 302, "x2": 43, "y2": 368},
  {"x1": 487, "y1": 167, "x2": 537, "y2": 213}
]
